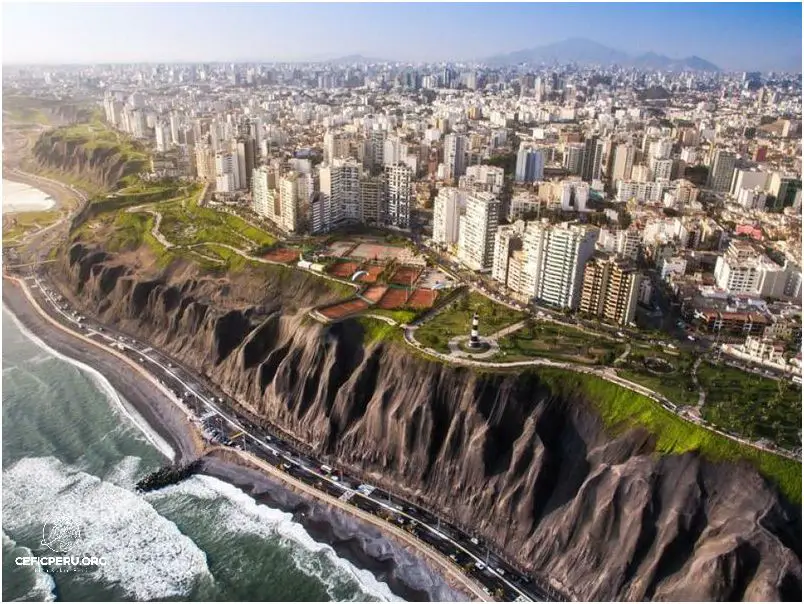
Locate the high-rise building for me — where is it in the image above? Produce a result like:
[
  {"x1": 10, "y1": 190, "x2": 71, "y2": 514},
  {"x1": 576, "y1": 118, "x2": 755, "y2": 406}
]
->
[
  {"x1": 563, "y1": 143, "x2": 584, "y2": 175},
  {"x1": 457, "y1": 192, "x2": 499, "y2": 270},
  {"x1": 195, "y1": 144, "x2": 215, "y2": 182},
  {"x1": 767, "y1": 172, "x2": 802, "y2": 209},
  {"x1": 236, "y1": 138, "x2": 256, "y2": 191},
  {"x1": 580, "y1": 136, "x2": 604, "y2": 182},
  {"x1": 560, "y1": 181, "x2": 589, "y2": 211},
  {"x1": 215, "y1": 151, "x2": 241, "y2": 193},
  {"x1": 279, "y1": 172, "x2": 302, "y2": 233},
  {"x1": 252, "y1": 165, "x2": 279, "y2": 221},
  {"x1": 492, "y1": 225, "x2": 524, "y2": 285},
  {"x1": 520, "y1": 222, "x2": 598, "y2": 309},
  {"x1": 714, "y1": 240, "x2": 764, "y2": 294},
  {"x1": 383, "y1": 136, "x2": 408, "y2": 167},
  {"x1": 324, "y1": 131, "x2": 351, "y2": 165},
  {"x1": 360, "y1": 174, "x2": 385, "y2": 225},
  {"x1": 608, "y1": 143, "x2": 635, "y2": 183},
  {"x1": 433, "y1": 187, "x2": 464, "y2": 248},
  {"x1": 579, "y1": 254, "x2": 642, "y2": 326},
  {"x1": 319, "y1": 158, "x2": 362, "y2": 228},
  {"x1": 384, "y1": 163, "x2": 413, "y2": 229},
  {"x1": 707, "y1": 149, "x2": 737, "y2": 192},
  {"x1": 155, "y1": 121, "x2": 170, "y2": 152},
  {"x1": 515, "y1": 144, "x2": 546, "y2": 183},
  {"x1": 443, "y1": 133, "x2": 467, "y2": 181}
]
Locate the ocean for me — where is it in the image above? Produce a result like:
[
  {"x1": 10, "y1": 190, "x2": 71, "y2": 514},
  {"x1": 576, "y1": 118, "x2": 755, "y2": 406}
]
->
[
  {"x1": 2, "y1": 179, "x2": 57, "y2": 213},
  {"x1": 1, "y1": 308, "x2": 404, "y2": 602}
]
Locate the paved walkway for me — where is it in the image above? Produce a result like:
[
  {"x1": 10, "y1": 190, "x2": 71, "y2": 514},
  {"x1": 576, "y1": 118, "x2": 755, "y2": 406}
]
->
[{"x1": 447, "y1": 335, "x2": 500, "y2": 359}]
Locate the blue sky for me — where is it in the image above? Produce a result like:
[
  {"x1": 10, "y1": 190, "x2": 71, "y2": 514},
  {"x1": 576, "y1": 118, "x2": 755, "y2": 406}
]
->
[{"x1": 2, "y1": 2, "x2": 801, "y2": 70}]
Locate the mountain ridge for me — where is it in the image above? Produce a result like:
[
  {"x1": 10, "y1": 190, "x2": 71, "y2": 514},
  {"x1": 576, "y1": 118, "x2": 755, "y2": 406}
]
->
[{"x1": 484, "y1": 38, "x2": 721, "y2": 71}]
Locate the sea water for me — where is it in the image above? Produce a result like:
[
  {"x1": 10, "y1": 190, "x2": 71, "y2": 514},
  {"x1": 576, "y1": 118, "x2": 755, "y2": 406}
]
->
[{"x1": 1, "y1": 309, "x2": 403, "y2": 602}]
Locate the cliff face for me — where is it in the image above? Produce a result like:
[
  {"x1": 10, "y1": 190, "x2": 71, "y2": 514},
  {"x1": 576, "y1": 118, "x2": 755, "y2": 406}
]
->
[
  {"x1": 33, "y1": 132, "x2": 146, "y2": 190},
  {"x1": 56, "y1": 244, "x2": 802, "y2": 601}
]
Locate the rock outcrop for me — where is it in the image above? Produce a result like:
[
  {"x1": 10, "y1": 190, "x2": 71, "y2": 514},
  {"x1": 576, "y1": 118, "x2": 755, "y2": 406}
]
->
[{"x1": 53, "y1": 244, "x2": 802, "y2": 601}]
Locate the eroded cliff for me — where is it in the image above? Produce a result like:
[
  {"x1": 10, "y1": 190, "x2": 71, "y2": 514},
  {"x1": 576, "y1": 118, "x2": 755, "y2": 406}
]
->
[
  {"x1": 33, "y1": 128, "x2": 147, "y2": 190},
  {"x1": 52, "y1": 244, "x2": 802, "y2": 601}
]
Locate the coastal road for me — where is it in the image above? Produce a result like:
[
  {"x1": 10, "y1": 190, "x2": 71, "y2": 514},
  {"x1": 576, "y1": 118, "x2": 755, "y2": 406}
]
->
[{"x1": 10, "y1": 271, "x2": 565, "y2": 602}]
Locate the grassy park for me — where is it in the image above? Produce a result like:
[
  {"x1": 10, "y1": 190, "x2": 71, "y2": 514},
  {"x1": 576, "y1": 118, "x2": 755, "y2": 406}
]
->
[
  {"x1": 415, "y1": 291, "x2": 526, "y2": 352},
  {"x1": 495, "y1": 320, "x2": 626, "y2": 364},
  {"x1": 698, "y1": 362, "x2": 801, "y2": 450},
  {"x1": 158, "y1": 193, "x2": 276, "y2": 250},
  {"x1": 618, "y1": 345, "x2": 700, "y2": 407}
]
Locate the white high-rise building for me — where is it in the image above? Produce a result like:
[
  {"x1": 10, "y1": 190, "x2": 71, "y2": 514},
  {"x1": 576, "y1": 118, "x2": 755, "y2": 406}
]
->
[
  {"x1": 279, "y1": 172, "x2": 302, "y2": 233},
  {"x1": 714, "y1": 240, "x2": 764, "y2": 294},
  {"x1": 319, "y1": 158, "x2": 362, "y2": 227},
  {"x1": 384, "y1": 163, "x2": 412, "y2": 229},
  {"x1": 560, "y1": 181, "x2": 589, "y2": 211},
  {"x1": 520, "y1": 222, "x2": 598, "y2": 309},
  {"x1": 433, "y1": 187, "x2": 464, "y2": 248},
  {"x1": 155, "y1": 121, "x2": 170, "y2": 152},
  {"x1": 443, "y1": 133, "x2": 467, "y2": 181},
  {"x1": 457, "y1": 192, "x2": 500, "y2": 270},
  {"x1": 215, "y1": 151, "x2": 241, "y2": 193},
  {"x1": 252, "y1": 166, "x2": 278, "y2": 221},
  {"x1": 383, "y1": 136, "x2": 408, "y2": 168}
]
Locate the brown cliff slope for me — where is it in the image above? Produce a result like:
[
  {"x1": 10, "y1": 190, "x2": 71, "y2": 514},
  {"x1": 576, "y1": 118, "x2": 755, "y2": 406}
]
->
[{"x1": 53, "y1": 244, "x2": 802, "y2": 601}]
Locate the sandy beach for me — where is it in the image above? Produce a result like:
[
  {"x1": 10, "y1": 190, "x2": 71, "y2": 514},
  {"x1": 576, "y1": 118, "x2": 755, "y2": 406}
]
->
[{"x1": 1, "y1": 276, "x2": 476, "y2": 602}]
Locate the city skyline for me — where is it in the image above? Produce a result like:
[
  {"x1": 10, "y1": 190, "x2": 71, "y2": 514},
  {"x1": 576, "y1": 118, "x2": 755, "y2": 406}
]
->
[{"x1": 2, "y1": 2, "x2": 802, "y2": 71}]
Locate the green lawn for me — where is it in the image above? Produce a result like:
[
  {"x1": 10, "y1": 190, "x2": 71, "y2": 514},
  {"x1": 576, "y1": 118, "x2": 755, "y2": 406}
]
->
[
  {"x1": 496, "y1": 321, "x2": 625, "y2": 364},
  {"x1": 697, "y1": 362, "x2": 802, "y2": 450},
  {"x1": 158, "y1": 193, "x2": 276, "y2": 250},
  {"x1": 366, "y1": 308, "x2": 419, "y2": 324},
  {"x1": 2, "y1": 210, "x2": 61, "y2": 242},
  {"x1": 416, "y1": 291, "x2": 526, "y2": 352},
  {"x1": 618, "y1": 346, "x2": 700, "y2": 407},
  {"x1": 536, "y1": 367, "x2": 801, "y2": 504}
]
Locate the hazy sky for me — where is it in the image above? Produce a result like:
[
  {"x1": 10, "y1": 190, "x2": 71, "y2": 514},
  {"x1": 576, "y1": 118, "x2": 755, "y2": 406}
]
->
[{"x1": 2, "y1": 2, "x2": 801, "y2": 70}]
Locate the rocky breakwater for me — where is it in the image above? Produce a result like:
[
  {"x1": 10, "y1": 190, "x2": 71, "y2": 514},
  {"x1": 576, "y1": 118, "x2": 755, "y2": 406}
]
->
[{"x1": 55, "y1": 243, "x2": 802, "y2": 601}]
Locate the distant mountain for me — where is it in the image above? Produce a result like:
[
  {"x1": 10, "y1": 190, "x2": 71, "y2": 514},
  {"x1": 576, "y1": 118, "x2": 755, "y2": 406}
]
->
[
  {"x1": 632, "y1": 52, "x2": 720, "y2": 72},
  {"x1": 484, "y1": 38, "x2": 720, "y2": 71},
  {"x1": 486, "y1": 38, "x2": 630, "y2": 67},
  {"x1": 320, "y1": 54, "x2": 387, "y2": 65}
]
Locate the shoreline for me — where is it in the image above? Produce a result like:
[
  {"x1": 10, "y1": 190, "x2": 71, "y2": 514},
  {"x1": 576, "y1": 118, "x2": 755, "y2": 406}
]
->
[
  {"x1": 1, "y1": 276, "x2": 479, "y2": 602},
  {"x1": 2, "y1": 170, "x2": 79, "y2": 214}
]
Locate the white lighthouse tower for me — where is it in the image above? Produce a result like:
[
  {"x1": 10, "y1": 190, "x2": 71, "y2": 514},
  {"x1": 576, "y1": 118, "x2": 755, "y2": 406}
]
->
[{"x1": 469, "y1": 312, "x2": 480, "y2": 348}]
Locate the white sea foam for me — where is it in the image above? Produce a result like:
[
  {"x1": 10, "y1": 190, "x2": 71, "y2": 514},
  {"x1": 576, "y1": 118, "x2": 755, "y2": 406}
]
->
[
  {"x1": 3, "y1": 531, "x2": 58, "y2": 602},
  {"x1": 103, "y1": 455, "x2": 143, "y2": 489},
  {"x1": 148, "y1": 475, "x2": 405, "y2": 602},
  {"x1": 3, "y1": 306, "x2": 175, "y2": 461},
  {"x1": 3, "y1": 457, "x2": 212, "y2": 601},
  {"x1": 2, "y1": 179, "x2": 56, "y2": 213}
]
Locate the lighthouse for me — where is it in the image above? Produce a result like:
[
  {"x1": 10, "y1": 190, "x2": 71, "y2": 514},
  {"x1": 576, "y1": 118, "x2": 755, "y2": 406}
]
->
[{"x1": 469, "y1": 312, "x2": 480, "y2": 348}]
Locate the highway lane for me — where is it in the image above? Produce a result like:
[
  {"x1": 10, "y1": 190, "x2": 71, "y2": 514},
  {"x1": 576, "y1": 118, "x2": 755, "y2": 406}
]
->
[{"x1": 26, "y1": 270, "x2": 565, "y2": 603}]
